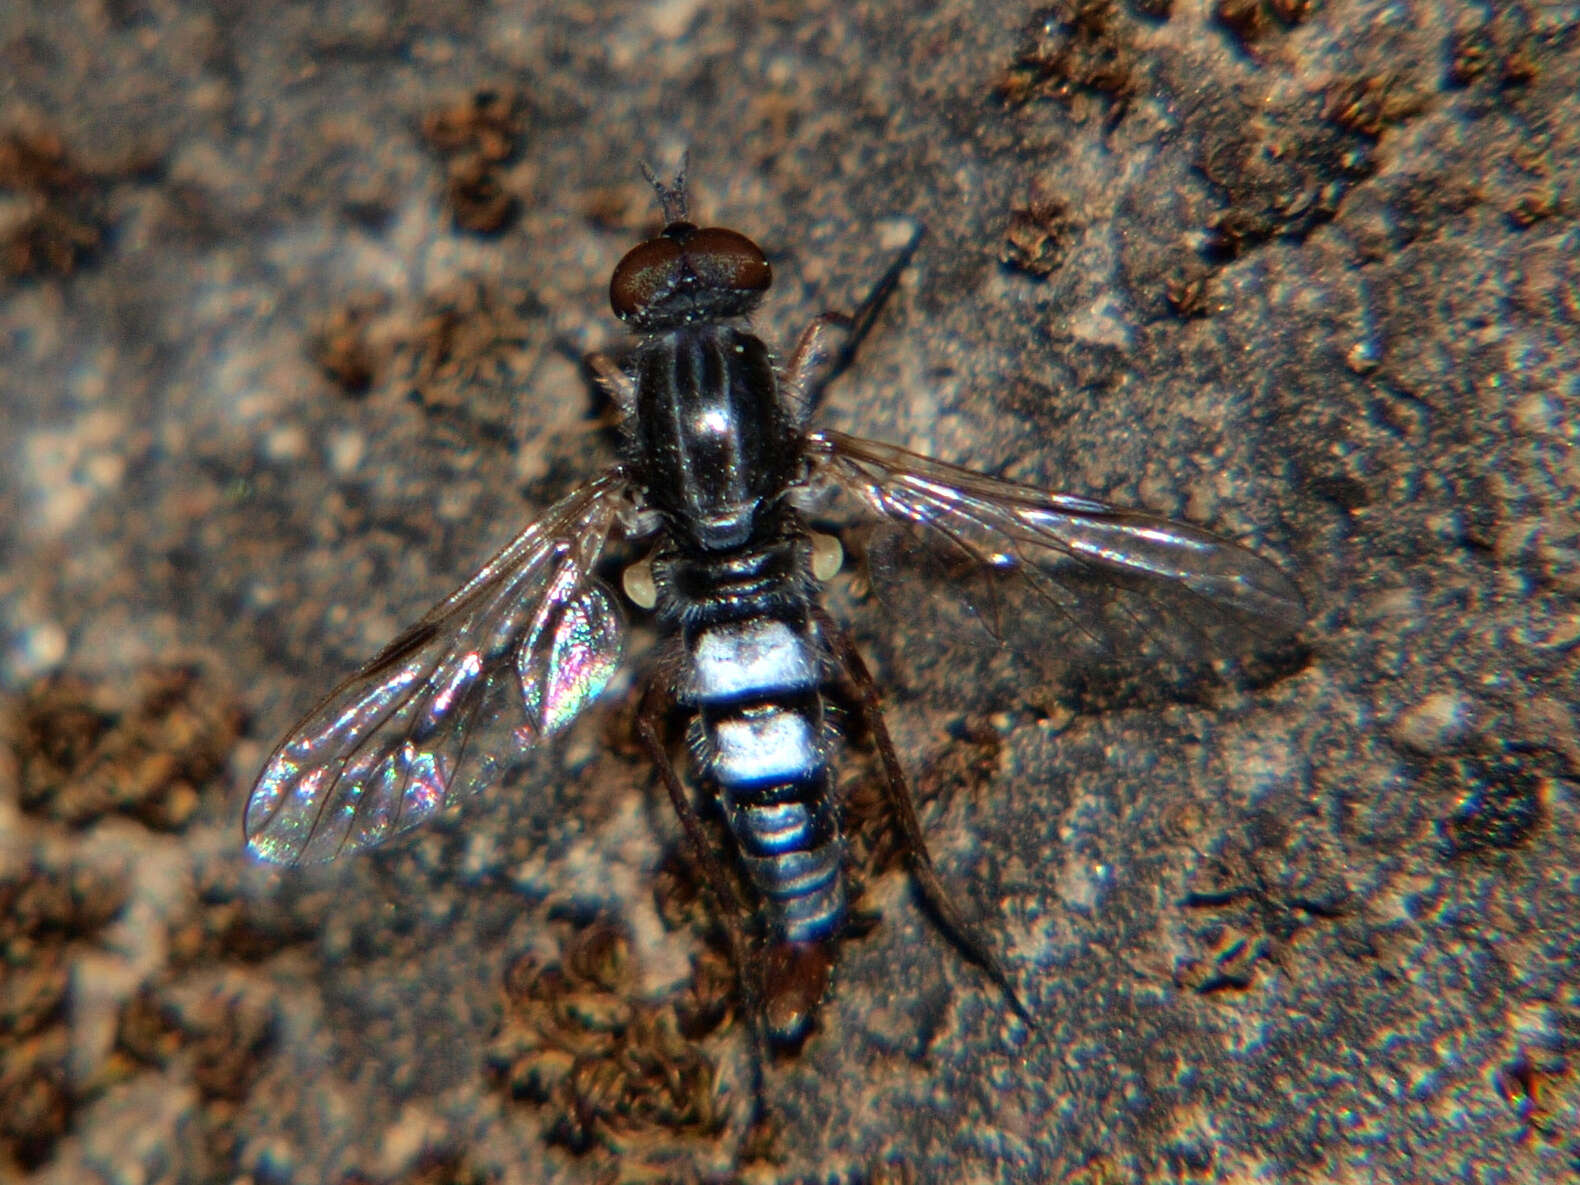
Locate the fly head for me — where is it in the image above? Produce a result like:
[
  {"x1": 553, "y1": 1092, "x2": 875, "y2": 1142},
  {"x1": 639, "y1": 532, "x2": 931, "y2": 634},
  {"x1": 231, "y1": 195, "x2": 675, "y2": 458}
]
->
[{"x1": 610, "y1": 221, "x2": 772, "y2": 333}]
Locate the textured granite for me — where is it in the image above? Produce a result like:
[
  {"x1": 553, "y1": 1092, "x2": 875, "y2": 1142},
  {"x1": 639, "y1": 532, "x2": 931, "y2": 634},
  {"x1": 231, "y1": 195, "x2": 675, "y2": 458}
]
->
[{"x1": 1, "y1": 1, "x2": 1576, "y2": 1182}]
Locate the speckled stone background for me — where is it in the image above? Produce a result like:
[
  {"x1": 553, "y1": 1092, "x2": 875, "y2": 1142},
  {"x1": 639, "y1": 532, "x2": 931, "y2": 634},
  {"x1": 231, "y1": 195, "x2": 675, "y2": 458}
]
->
[{"x1": 1, "y1": 1, "x2": 1576, "y2": 1183}]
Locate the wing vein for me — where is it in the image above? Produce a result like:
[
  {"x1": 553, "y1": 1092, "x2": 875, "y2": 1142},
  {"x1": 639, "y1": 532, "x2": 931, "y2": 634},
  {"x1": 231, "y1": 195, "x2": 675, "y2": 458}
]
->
[{"x1": 245, "y1": 471, "x2": 633, "y2": 865}]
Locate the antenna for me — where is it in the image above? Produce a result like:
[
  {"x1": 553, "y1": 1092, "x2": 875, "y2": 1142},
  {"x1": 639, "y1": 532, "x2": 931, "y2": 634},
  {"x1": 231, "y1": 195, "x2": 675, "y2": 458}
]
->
[{"x1": 639, "y1": 151, "x2": 690, "y2": 224}]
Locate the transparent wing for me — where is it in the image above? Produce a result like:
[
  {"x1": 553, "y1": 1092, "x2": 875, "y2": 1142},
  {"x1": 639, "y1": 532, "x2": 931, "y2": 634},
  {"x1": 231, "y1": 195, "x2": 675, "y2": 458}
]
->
[
  {"x1": 806, "y1": 430, "x2": 1304, "y2": 667},
  {"x1": 245, "y1": 471, "x2": 632, "y2": 865}
]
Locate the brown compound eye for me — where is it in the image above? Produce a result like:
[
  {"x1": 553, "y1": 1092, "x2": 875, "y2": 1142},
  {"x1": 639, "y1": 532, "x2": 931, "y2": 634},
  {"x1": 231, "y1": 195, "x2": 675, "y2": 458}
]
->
[
  {"x1": 609, "y1": 222, "x2": 772, "y2": 327},
  {"x1": 682, "y1": 226, "x2": 771, "y2": 297},
  {"x1": 609, "y1": 233, "x2": 685, "y2": 321}
]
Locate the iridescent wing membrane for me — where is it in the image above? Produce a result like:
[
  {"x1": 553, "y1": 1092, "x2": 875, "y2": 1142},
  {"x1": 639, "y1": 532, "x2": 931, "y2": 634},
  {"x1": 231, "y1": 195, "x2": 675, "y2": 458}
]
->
[
  {"x1": 807, "y1": 431, "x2": 1304, "y2": 667},
  {"x1": 245, "y1": 472, "x2": 632, "y2": 865}
]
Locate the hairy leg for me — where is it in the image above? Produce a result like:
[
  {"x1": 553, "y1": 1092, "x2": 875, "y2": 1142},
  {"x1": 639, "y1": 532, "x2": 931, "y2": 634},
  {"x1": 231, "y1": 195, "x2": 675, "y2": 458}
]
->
[{"x1": 817, "y1": 610, "x2": 1034, "y2": 1025}]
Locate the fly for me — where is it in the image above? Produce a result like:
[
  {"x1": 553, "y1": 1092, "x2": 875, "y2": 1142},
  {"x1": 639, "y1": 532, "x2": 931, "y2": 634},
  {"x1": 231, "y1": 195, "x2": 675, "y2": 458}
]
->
[{"x1": 244, "y1": 163, "x2": 1305, "y2": 1048}]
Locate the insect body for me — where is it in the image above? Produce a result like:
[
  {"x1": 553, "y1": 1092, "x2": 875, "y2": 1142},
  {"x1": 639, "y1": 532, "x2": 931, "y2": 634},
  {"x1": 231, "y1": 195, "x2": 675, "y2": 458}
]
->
[
  {"x1": 245, "y1": 170, "x2": 1304, "y2": 1042},
  {"x1": 616, "y1": 217, "x2": 846, "y2": 951}
]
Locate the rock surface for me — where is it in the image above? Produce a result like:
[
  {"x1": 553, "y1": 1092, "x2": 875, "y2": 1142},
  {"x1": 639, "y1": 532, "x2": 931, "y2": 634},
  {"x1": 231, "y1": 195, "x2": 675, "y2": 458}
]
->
[{"x1": 1, "y1": 1, "x2": 1576, "y2": 1182}]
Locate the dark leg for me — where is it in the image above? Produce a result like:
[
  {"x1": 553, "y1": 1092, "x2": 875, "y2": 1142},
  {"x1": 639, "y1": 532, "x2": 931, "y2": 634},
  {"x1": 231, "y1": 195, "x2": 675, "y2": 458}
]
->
[
  {"x1": 817, "y1": 610, "x2": 1035, "y2": 1026},
  {"x1": 547, "y1": 335, "x2": 638, "y2": 425},
  {"x1": 634, "y1": 682, "x2": 772, "y2": 1110},
  {"x1": 585, "y1": 349, "x2": 636, "y2": 420},
  {"x1": 784, "y1": 224, "x2": 926, "y2": 418}
]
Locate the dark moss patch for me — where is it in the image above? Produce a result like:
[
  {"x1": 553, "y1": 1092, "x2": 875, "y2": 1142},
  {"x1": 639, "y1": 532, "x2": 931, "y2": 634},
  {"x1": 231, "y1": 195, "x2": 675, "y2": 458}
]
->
[
  {"x1": 485, "y1": 922, "x2": 724, "y2": 1166},
  {"x1": 1212, "y1": 0, "x2": 1314, "y2": 55},
  {"x1": 994, "y1": 1, "x2": 1141, "y2": 113},
  {"x1": 1428, "y1": 743, "x2": 1550, "y2": 859},
  {"x1": 1199, "y1": 100, "x2": 1379, "y2": 259},
  {"x1": 11, "y1": 665, "x2": 243, "y2": 830},
  {"x1": 1000, "y1": 184, "x2": 1079, "y2": 279},
  {"x1": 0, "y1": 860, "x2": 128, "y2": 1170},
  {"x1": 419, "y1": 89, "x2": 527, "y2": 235}
]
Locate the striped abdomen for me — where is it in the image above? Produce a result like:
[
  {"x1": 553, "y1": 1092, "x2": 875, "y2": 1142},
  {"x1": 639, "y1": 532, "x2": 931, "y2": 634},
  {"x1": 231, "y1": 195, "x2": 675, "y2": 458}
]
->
[{"x1": 672, "y1": 546, "x2": 845, "y2": 944}]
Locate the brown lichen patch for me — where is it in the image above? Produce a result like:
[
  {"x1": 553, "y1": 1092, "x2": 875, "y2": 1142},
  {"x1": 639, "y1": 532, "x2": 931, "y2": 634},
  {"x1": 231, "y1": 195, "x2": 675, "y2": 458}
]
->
[
  {"x1": 0, "y1": 1026, "x2": 71, "y2": 1171},
  {"x1": 420, "y1": 89, "x2": 524, "y2": 166},
  {"x1": 310, "y1": 278, "x2": 543, "y2": 419},
  {"x1": 0, "y1": 859, "x2": 129, "y2": 1171},
  {"x1": 838, "y1": 767, "x2": 904, "y2": 890},
  {"x1": 994, "y1": 1, "x2": 1140, "y2": 114},
  {"x1": 1445, "y1": 24, "x2": 1496, "y2": 88},
  {"x1": 1425, "y1": 742, "x2": 1549, "y2": 859},
  {"x1": 0, "y1": 129, "x2": 108, "y2": 281},
  {"x1": 866, "y1": 1156, "x2": 918, "y2": 1185},
  {"x1": 0, "y1": 858, "x2": 128, "y2": 949},
  {"x1": 545, "y1": 1009, "x2": 720, "y2": 1153},
  {"x1": 651, "y1": 847, "x2": 715, "y2": 937},
  {"x1": 167, "y1": 862, "x2": 323, "y2": 969},
  {"x1": 645, "y1": 802, "x2": 756, "y2": 983},
  {"x1": 1322, "y1": 73, "x2": 1427, "y2": 140},
  {"x1": 1494, "y1": 45, "x2": 1538, "y2": 89},
  {"x1": 113, "y1": 987, "x2": 185, "y2": 1070},
  {"x1": 311, "y1": 293, "x2": 393, "y2": 397},
  {"x1": 1000, "y1": 183, "x2": 1078, "y2": 279},
  {"x1": 10, "y1": 665, "x2": 244, "y2": 830},
  {"x1": 1211, "y1": 0, "x2": 1313, "y2": 53},
  {"x1": 913, "y1": 717, "x2": 1005, "y2": 810},
  {"x1": 443, "y1": 155, "x2": 518, "y2": 235},
  {"x1": 485, "y1": 922, "x2": 724, "y2": 1165},
  {"x1": 843, "y1": 717, "x2": 1005, "y2": 892},
  {"x1": 1199, "y1": 105, "x2": 1378, "y2": 259},
  {"x1": 0, "y1": 945, "x2": 70, "y2": 1042},
  {"x1": 1506, "y1": 184, "x2": 1561, "y2": 229},
  {"x1": 647, "y1": 853, "x2": 796, "y2": 1049},
  {"x1": 393, "y1": 279, "x2": 542, "y2": 435},
  {"x1": 1164, "y1": 267, "x2": 1214, "y2": 318},
  {"x1": 114, "y1": 986, "x2": 276, "y2": 1101},
  {"x1": 1445, "y1": 14, "x2": 1540, "y2": 90},
  {"x1": 1059, "y1": 1153, "x2": 1126, "y2": 1184},
  {"x1": 672, "y1": 946, "x2": 736, "y2": 1041},
  {"x1": 186, "y1": 993, "x2": 277, "y2": 1104},
  {"x1": 341, "y1": 1149, "x2": 501, "y2": 1185},
  {"x1": 112, "y1": 985, "x2": 277, "y2": 1175},
  {"x1": 419, "y1": 89, "x2": 526, "y2": 235}
]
